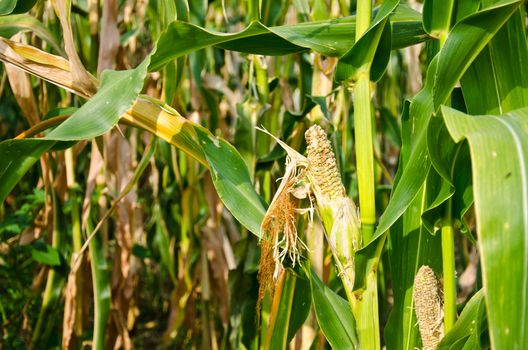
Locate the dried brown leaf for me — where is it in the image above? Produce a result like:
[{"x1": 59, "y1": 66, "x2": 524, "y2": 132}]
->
[
  {"x1": 97, "y1": 0, "x2": 120, "y2": 74},
  {"x1": 4, "y1": 50, "x2": 40, "y2": 126},
  {"x1": 0, "y1": 37, "x2": 97, "y2": 98},
  {"x1": 51, "y1": 0, "x2": 97, "y2": 94}
]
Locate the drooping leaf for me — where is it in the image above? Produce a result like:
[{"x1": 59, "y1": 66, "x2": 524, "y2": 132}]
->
[
  {"x1": 31, "y1": 240, "x2": 62, "y2": 266},
  {"x1": 0, "y1": 0, "x2": 17, "y2": 15},
  {"x1": 433, "y1": 0, "x2": 524, "y2": 110},
  {"x1": 194, "y1": 127, "x2": 267, "y2": 237},
  {"x1": 0, "y1": 14, "x2": 63, "y2": 54},
  {"x1": 442, "y1": 105, "x2": 528, "y2": 348},
  {"x1": 0, "y1": 139, "x2": 56, "y2": 203},
  {"x1": 309, "y1": 269, "x2": 359, "y2": 349},
  {"x1": 423, "y1": 0, "x2": 455, "y2": 38},
  {"x1": 439, "y1": 290, "x2": 487, "y2": 350},
  {"x1": 46, "y1": 57, "x2": 150, "y2": 140},
  {"x1": 478, "y1": 3, "x2": 528, "y2": 112},
  {"x1": 287, "y1": 276, "x2": 311, "y2": 342},
  {"x1": 149, "y1": 5, "x2": 426, "y2": 71},
  {"x1": 266, "y1": 272, "x2": 297, "y2": 349},
  {"x1": 367, "y1": 0, "x2": 522, "y2": 245},
  {"x1": 335, "y1": 0, "x2": 398, "y2": 82}
]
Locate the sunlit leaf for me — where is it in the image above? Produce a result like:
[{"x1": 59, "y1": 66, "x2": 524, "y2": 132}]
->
[
  {"x1": 442, "y1": 105, "x2": 528, "y2": 348},
  {"x1": 309, "y1": 269, "x2": 359, "y2": 349}
]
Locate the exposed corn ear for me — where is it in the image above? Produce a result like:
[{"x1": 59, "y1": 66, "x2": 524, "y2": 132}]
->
[
  {"x1": 414, "y1": 265, "x2": 444, "y2": 350},
  {"x1": 305, "y1": 125, "x2": 361, "y2": 295},
  {"x1": 305, "y1": 124, "x2": 346, "y2": 201}
]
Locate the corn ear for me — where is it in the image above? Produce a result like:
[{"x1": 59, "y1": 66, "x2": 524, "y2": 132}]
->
[
  {"x1": 305, "y1": 125, "x2": 361, "y2": 295},
  {"x1": 414, "y1": 265, "x2": 444, "y2": 350}
]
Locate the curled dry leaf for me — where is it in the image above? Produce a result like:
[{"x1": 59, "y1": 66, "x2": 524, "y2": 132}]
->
[
  {"x1": 4, "y1": 36, "x2": 39, "y2": 127},
  {"x1": 97, "y1": 0, "x2": 120, "y2": 74},
  {"x1": 0, "y1": 37, "x2": 97, "y2": 98},
  {"x1": 51, "y1": 0, "x2": 98, "y2": 94}
]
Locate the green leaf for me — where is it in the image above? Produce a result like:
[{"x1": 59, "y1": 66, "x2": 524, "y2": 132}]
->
[
  {"x1": 439, "y1": 290, "x2": 487, "y2": 350},
  {"x1": 384, "y1": 190, "x2": 442, "y2": 350},
  {"x1": 149, "y1": 21, "x2": 305, "y2": 71},
  {"x1": 423, "y1": 0, "x2": 455, "y2": 38},
  {"x1": 0, "y1": 0, "x2": 16, "y2": 15},
  {"x1": 460, "y1": 48, "x2": 502, "y2": 115},
  {"x1": 11, "y1": 0, "x2": 37, "y2": 14},
  {"x1": 0, "y1": 14, "x2": 63, "y2": 54},
  {"x1": 267, "y1": 272, "x2": 296, "y2": 349},
  {"x1": 309, "y1": 269, "x2": 358, "y2": 349},
  {"x1": 86, "y1": 217, "x2": 111, "y2": 350},
  {"x1": 149, "y1": 6, "x2": 427, "y2": 71},
  {"x1": 46, "y1": 56, "x2": 150, "y2": 140},
  {"x1": 31, "y1": 240, "x2": 61, "y2": 266},
  {"x1": 335, "y1": 0, "x2": 398, "y2": 82},
  {"x1": 0, "y1": 0, "x2": 37, "y2": 15},
  {"x1": 442, "y1": 105, "x2": 528, "y2": 348},
  {"x1": 0, "y1": 58, "x2": 150, "y2": 204},
  {"x1": 194, "y1": 127, "x2": 267, "y2": 237},
  {"x1": 433, "y1": 0, "x2": 523, "y2": 110},
  {"x1": 384, "y1": 102, "x2": 442, "y2": 350},
  {"x1": 368, "y1": 0, "x2": 522, "y2": 245},
  {"x1": 478, "y1": 4, "x2": 528, "y2": 112},
  {"x1": 0, "y1": 139, "x2": 56, "y2": 203},
  {"x1": 287, "y1": 276, "x2": 311, "y2": 342}
]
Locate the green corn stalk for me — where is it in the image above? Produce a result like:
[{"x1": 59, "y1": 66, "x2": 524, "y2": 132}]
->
[
  {"x1": 64, "y1": 147, "x2": 84, "y2": 342},
  {"x1": 29, "y1": 186, "x2": 65, "y2": 350}
]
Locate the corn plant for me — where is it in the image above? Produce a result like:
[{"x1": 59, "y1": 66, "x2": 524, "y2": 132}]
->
[{"x1": 1, "y1": 0, "x2": 527, "y2": 349}]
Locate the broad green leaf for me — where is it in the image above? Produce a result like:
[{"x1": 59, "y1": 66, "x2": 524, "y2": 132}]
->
[
  {"x1": 46, "y1": 57, "x2": 150, "y2": 140},
  {"x1": 149, "y1": 6, "x2": 427, "y2": 71},
  {"x1": 31, "y1": 240, "x2": 61, "y2": 266},
  {"x1": 194, "y1": 127, "x2": 267, "y2": 237},
  {"x1": 439, "y1": 290, "x2": 487, "y2": 350},
  {"x1": 0, "y1": 55, "x2": 147, "y2": 203},
  {"x1": 309, "y1": 269, "x2": 358, "y2": 349},
  {"x1": 442, "y1": 105, "x2": 528, "y2": 349},
  {"x1": 335, "y1": 0, "x2": 398, "y2": 82},
  {"x1": 369, "y1": 57, "x2": 435, "y2": 242},
  {"x1": 460, "y1": 48, "x2": 502, "y2": 115},
  {"x1": 149, "y1": 21, "x2": 304, "y2": 71},
  {"x1": 423, "y1": 0, "x2": 455, "y2": 38},
  {"x1": 0, "y1": 14, "x2": 63, "y2": 54},
  {"x1": 266, "y1": 272, "x2": 296, "y2": 349},
  {"x1": 454, "y1": 0, "x2": 480, "y2": 22},
  {"x1": 479, "y1": 4, "x2": 528, "y2": 112},
  {"x1": 384, "y1": 189, "x2": 442, "y2": 350},
  {"x1": 0, "y1": 139, "x2": 56, "y2": 203},
  {"x1": 384, "y1": 101, "x2": 442, "y2": 350},
  {"x1": 0, "y1": 0, "x2": 17, "y2": 15},
  {"x1": 287, "y1": 276, "x2": 311, "y2": 342},
  {"x1": 433, "y1": 0, "x2": 523, "y2": 110},
  {"x1": 9, "y1": 0, "x2": 37, "y2": 14},
  {"x1": 368, "y1": 0, "x2": 521, "y2": 245}
]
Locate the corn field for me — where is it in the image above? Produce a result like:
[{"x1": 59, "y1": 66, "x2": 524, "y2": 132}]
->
[{"x1": 1, "y1": 0, "x2": 527, "y2": 349}]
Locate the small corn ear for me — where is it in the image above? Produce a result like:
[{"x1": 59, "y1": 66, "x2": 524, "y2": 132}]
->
[
  {"x1": 414, "y1": 265, "x2": 444, "y2": 350},
  {"x1": 305, "y1": 124, "x2": 346, "y2": 201}
]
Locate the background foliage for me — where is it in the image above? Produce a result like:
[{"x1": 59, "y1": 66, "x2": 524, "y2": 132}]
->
[{"x1": 1, "y1": 0, "x2": 527, "y2": 349}]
